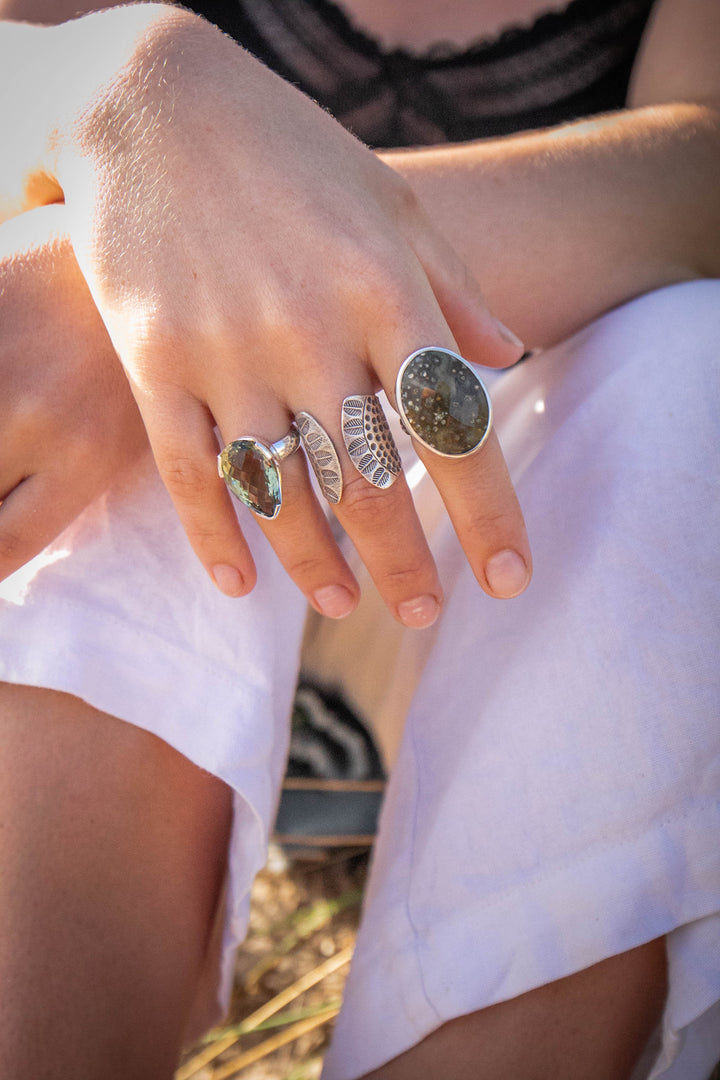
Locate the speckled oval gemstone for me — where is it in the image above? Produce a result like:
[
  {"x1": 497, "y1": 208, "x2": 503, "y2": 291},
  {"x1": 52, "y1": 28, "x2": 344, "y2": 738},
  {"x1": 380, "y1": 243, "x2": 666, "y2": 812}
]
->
[
  {"x1": 218, "y1": 439, "x2": 281, "y2": 518},
  {"x1": 396, "y1": 347, "x2": 492, "y2": 457}
]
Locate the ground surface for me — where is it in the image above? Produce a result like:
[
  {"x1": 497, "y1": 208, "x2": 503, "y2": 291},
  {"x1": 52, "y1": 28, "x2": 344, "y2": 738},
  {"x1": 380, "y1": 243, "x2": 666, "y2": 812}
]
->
[{"x1": 175, "y1": 846, "x2": 369, "y2": 1080}]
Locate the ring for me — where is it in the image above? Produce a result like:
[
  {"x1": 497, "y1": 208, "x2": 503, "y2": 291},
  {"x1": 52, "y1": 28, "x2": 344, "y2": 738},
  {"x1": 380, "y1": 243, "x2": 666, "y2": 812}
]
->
[
  {"x1": 217, "y1": 424, "x2": 300, "y2": 519},
  {"x1": 395, "y1": 346, "x2": 493, "y2": 457},
  {"x1": 296, "y1": 412, "x2": 344, "y2": 505},
  {"x1": 341, "y1": 395, "x2": 401, "y2": 489}
]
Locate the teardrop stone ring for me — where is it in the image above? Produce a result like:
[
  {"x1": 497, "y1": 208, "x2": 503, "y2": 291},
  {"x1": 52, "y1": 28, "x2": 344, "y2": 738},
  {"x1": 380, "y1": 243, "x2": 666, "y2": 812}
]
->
[{"x1": 218, "y1": 425, "x2": 300, "y2": 519}]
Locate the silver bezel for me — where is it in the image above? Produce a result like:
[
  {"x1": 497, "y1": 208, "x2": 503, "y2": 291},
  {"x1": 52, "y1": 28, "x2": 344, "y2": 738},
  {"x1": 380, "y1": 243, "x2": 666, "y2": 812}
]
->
[
  {"x1": 394, "y1": 345, "x2": 493, "y2": 458},
  {"x1": 218, "y1": 437, "x2": 284, "y2": 519}
]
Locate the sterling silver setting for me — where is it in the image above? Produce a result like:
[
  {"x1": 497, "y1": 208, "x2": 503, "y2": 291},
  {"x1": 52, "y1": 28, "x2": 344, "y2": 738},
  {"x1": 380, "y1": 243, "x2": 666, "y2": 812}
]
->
[
  {"x1": 295, "y1": 411, "x2": 343, "y2": 504},
  {"x1": 268, "y1": 427, "x2": 302, "y2": 461},
  {"x1": 341, "y1": 394, "x2": 401, "y2": 489},
  {"x1": 217, "y1": 423, "x2": 300, "y2": 519},
  {"x1": 395, "y1": 346, "x2": 493, "y2": 458}
]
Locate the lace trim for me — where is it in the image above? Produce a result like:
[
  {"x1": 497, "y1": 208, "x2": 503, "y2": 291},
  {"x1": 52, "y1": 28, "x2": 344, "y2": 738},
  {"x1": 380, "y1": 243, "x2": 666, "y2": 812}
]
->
[
  {"x1": 185, "y1": 0, "x2": 655, "y2": 145},
  {"x1": 301, "y1": 0, "x2": 652, "y2": 66}
]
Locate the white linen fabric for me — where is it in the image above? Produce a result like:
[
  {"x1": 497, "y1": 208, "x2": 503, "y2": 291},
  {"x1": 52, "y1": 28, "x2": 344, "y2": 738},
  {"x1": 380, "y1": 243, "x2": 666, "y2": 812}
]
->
[{"x1": 0, "y1": 281, "x2": 718, "y2": 1079}]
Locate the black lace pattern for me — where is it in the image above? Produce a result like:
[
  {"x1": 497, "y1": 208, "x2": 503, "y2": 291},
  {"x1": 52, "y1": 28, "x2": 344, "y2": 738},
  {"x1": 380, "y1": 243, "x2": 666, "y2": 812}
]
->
[{"x1": 188, "y1": 0, "x2": 655, "y2": 146}]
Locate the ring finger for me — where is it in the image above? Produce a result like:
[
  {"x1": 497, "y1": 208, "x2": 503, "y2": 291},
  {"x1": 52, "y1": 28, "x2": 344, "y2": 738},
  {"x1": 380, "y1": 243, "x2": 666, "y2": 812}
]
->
[{"x1": 288, "y1": 380, "x2": 444, "y2": 629}]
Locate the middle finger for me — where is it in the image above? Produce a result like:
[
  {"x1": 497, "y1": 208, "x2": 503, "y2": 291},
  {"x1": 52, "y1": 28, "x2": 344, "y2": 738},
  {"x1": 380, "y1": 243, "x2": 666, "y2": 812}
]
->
[{"x1": 288, "y1": 373, "x2": 444, "y2": 629}]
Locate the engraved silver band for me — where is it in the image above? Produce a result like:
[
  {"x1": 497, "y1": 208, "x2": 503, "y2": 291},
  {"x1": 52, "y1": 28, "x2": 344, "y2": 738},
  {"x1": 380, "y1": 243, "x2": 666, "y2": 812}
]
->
[
  {"x1": 295, "y1": 411, "x2": 344, "y2": 504},
  {"x1": 269, "y1": 426, "x2": 301, "y2": 462},
  {"x1": 341, "y1": 394, "x2": 401, "y2": 489}
]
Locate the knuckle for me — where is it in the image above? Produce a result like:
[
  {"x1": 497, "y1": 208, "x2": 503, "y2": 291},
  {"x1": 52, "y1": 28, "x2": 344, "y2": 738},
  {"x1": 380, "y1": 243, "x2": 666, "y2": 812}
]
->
[
  {"x1": 339, "y1": 472, "x2": 397, "y2": 527},
  {"x1": 7, "y1": 392, "x2": 46, "y2": 439},
  {"x1": 159, "y1": 453, "x2": 212, "y2": 498},
  {"x1": 185, "y1": 519, "x2": 230, "y2": 549},
  {"x1": 378, "y1": 559, "x2": 432, "y2": 592},
  {"x1": 283, "y1": 551, "x2": 331, "y2": 583},
  {"x1": 0, "y1": 527, "x2": 26, "y2": 566},
  {"x1": 390, "y1": 174, "x2": 422, "y2": 223},
  {"x1": 464, "y1": 503, "x2": 520, "y2": 541}
]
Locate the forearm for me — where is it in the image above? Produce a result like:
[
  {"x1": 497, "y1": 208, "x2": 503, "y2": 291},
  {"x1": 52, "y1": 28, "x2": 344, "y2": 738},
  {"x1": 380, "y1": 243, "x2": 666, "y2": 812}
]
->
[{"x1": 384, "y1": 103, "x2": 720, "y2": 347}]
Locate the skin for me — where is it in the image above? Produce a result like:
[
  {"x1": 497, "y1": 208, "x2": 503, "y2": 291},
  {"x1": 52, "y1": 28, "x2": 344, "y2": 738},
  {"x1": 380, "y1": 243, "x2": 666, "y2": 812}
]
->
[
  {"x1": 0, "y1": 683, "x2": 233, "y2": 1079},
  {"x1": 361, "y1": 938, "x2": 668, "y2": 1080},
  {"x1": 0, "y1": 0, "x2": 717, "y2": 608},
  {"x1": 0, "y1": 204, "x2": 148, "y2": 561},
  {"x1": 0, "y1": 4, "x2": 530, "y2": 627},
  {"x1": 0, "y1": 0, "x2": 715, "y2": 1075}
]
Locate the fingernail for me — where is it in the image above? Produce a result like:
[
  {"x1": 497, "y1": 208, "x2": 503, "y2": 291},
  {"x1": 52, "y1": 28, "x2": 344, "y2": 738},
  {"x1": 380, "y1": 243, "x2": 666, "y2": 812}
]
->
[
  {"x1": 493, "y1": 317, "x2": 525, "y2": 353},
  {"x1": 485, "y1": 550, "x2": 530, "y2": 598},
  {"x1": 397, "y1": 594, "x2": 441, "y2": 629},
  {"x1": 212, "y1": 564, "x2": 246, "y2": 597},
  {"x1": 313, "y1": 584, "x2": 356, "y2": 619}
]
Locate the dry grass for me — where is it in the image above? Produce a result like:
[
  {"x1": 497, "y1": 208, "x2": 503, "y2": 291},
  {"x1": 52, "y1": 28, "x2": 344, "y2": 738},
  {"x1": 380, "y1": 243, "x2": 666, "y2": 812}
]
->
[{"x1": 176, "y1": 846, "x2": 370, "y2": 1080}]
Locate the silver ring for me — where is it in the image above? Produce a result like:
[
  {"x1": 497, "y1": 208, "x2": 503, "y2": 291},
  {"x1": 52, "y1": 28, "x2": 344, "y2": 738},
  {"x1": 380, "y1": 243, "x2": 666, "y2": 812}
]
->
[
  {"x1": 395, "y1": 346, "x2": 492, "y2": 457},
  {"x1": 341, "y1": 395, "x2": 401, "y2": 489},
  {"x1": 295, "y1": 412, "x2": 344, "y2": 504},
  {"x1": 217, "y1": 424, "x2": 300, "y2": 519}
]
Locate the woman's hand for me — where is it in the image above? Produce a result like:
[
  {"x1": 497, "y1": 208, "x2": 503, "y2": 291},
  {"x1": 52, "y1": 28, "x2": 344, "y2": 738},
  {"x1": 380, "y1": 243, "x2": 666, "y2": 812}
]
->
[
  {"x1": 10, "y1": 5, "x2": 531, "y2": 623},
  {"x1": 0, "y1": 204, "x2": 148, "y2": 579}
]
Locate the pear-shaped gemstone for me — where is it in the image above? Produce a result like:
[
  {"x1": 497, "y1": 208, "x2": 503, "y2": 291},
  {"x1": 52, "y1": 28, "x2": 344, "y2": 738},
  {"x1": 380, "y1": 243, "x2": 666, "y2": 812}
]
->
[{"x1": 219, "y1": 439, "x2": 281, "y2": 518}]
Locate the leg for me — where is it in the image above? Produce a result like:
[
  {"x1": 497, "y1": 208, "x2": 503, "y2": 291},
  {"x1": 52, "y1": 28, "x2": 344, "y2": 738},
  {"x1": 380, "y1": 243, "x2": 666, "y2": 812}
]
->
[
  {"x1": 362, "y1": 938, "x2": 667, "y2": 1080},
  {"x1": 0, "y1": 682, "x2": 233, "y2": 1079},
  {"x1": 323, "y1": 284, "x2": 720, "y2": 1080}
]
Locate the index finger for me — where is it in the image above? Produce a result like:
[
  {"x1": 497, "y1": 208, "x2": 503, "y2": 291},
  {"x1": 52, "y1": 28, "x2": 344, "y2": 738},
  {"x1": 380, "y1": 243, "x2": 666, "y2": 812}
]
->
[
  {"x1": 367, "y1": 292, "x2": 531, "y2": 599},
  {"x1": 413, "y1": 427, "x2": 531, "y2": 598}
]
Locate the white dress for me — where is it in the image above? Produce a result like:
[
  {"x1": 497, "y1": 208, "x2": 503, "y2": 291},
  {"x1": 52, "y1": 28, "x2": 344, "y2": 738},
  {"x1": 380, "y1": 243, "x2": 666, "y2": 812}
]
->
[{"x1": 1, "y1": 280, "x2": 718, "y2": 1079}]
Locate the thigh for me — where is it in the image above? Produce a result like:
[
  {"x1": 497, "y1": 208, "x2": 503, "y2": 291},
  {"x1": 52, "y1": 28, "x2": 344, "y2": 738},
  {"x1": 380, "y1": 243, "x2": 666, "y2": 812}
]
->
[
  {"x1": 361, "y1": 939, "x2": 668, "y2": 1080},
  {"x1": 0, "y1": 682, "x2": 233, "y2": 1080},
  {"x1": 322, "y1": 281, "x2": 720, "y2": 1080}
]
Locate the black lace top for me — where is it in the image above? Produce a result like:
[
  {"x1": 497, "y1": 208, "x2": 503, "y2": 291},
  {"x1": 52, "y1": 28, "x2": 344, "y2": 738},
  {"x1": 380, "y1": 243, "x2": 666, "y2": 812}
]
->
[{"x1": 187, "y1": 0, "x2": 655, "y2": 146}]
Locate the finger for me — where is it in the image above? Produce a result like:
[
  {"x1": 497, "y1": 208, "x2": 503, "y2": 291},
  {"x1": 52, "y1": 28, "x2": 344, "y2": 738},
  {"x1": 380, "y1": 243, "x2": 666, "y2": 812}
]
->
[
  {"x1": 211, "y1": 390, "x2": 362, "y2": 619},
  {"x1": 291, "y1": 383, "x2": 444, "y2": 629},
  {"x1": 336, "y1": 464, "x2": 444, "y2": 627},
  {"x1": 136, "y1": 390, "x2": 258, "y2": 598},
  {"x1": 252, "y1": 446, "x2": 362, "y2": 620},
  {"x1": 0, "y1": 474, "x2": 94, "y2": 581},
  {"x1": 364, "y1": 282, "x2": 531, "y2": 599},
  {"x1": 415, "y1": 430, "x2": 532, "y2": 598},
  {"x1": 408, "y1": 213, "x2": 526, "y2": 368}
]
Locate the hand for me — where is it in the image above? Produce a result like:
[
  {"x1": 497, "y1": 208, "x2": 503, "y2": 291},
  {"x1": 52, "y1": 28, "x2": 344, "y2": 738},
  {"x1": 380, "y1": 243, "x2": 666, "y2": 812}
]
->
[
  {"x1": 0, "y1": 204, "x2": 148, "y2": 579},
  {"x1": 54, "y1": 5, "x2": 531, "y2": 624}
]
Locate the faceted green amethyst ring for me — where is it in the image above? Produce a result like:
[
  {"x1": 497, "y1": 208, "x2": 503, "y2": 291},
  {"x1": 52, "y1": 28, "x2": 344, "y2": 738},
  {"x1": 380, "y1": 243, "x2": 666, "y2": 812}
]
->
[
  {"x1": 217, "y1": 425, "x2": 300, "y2": 519},
  {"x1": 395, "y1": 346, "x2": 493, "y2": 457}
]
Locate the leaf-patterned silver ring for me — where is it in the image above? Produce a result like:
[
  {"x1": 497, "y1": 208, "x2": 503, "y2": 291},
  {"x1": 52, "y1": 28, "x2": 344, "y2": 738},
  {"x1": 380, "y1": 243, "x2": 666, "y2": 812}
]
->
[
  {"x1": 295, "y1": 412, "x2": 344, "y2": 504},
  {"x1": 341, "y1": 395, "x2": 401, "y2": 489}
]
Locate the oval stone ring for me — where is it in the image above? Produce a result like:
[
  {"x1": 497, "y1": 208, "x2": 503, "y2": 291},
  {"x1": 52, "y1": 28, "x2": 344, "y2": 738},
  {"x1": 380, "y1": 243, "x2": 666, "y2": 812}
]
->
[
  {"x1": 395, "y1": 346, "x2": 493, "y2": 458},
  {"x1": 217, "y1": 425, "x2": 300, "y2": 519}
]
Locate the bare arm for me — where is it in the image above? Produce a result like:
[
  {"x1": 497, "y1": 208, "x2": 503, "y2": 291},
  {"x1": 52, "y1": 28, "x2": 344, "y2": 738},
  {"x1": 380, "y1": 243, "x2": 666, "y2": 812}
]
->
[
  {"x1": 0, "y1": 1, "x2": 530, "y2": 611},
  {"x1": 383, "y1": 0, "x2": 720, "y2": 346}
]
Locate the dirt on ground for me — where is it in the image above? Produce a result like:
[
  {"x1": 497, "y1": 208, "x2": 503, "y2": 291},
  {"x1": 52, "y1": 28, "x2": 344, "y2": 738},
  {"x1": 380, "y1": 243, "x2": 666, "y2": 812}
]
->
[{"x1": 176, "y1": 846, "x2": 370, "y2": 1080}]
